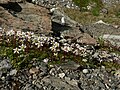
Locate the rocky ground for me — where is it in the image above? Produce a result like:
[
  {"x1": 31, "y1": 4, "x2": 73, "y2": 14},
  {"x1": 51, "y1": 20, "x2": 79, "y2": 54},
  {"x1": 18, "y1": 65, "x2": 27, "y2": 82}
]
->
[
  {"x1": 0, "y1": 57, "x2": 120, "y2": 90},
  {"x1": 0, "y1": 0, "x2": 120, "y2": 90}
]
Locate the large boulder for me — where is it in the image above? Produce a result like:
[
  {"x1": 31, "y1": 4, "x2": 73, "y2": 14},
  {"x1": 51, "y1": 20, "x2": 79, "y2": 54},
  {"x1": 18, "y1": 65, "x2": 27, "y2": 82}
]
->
[
  {"x1": 82, "y1": 23, "x2": 120, "y2": 38},
  {"x1": 61, "y1": 27, "x2": 97, "y2": 45},
  {"x1": 82, "y1": 21, "x2": 120, "y2": 47},
  {"x1": 0, "y1": 2, "x2": 52, "y2": 34}
]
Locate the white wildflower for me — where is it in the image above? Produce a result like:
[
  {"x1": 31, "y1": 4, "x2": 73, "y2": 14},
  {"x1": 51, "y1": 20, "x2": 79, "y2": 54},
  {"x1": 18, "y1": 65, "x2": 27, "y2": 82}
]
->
[
  {"x1": 19, "y1": 44, "x2": 26, "y2": 51},
  {"x1": 50, "y1": 46, "x2": 56, "y2": 52},
  {"x1": 73, "y1": 49, "x2": 79, "y2": 55},
  {"x1": 82, "y1": 59, "x2": 87, "y2": 62},
  {"x1": 60, "y1": 33, "x2": 64, "y2": 38},
  {"x1": 13, "y1": 47, "x2": 21, "y2": 54},
  {"x1": 75, "y1": 44, "x2": 80, "y2": 49},
  {"x1": 59, "y1": 39, "x2": 67, "y2": 43},
  {"x1": 61, "y1": 46, "x2": 73, "y2": 52},
  {"x1": 35, "y1": 41, "x2": 44, "y2": 48},
  {"x1": 54, "y1": 53, "x2": 58, "y2": 56},
  {"x1": 54, "y1": 42, "x2": 59, "y2": 48},
  {"x1": 6, "y1": 29, "x2": 15, "y2": 36},
  {"x1": 16, "y1": 31, "x2": 22, "y2": 36}
]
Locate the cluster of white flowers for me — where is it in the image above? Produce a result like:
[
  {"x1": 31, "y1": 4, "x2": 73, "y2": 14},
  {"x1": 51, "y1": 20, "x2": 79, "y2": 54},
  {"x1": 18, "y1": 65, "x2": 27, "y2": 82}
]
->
[
  {"x1": 61, "y1": 43, "x2": 73, "y2": 52},
  {"x1": 50, "y1": 42, "x2": 60, "y2": 52},
  {"x1": 6, "y1": 29, "x2": 15, "y2": 36},
  {"x1": 13, "y1": 44, "x2": 26, "y2": 54},
  {"x1": 4, "y1": 30, "x2": 89, "y2": 57}
]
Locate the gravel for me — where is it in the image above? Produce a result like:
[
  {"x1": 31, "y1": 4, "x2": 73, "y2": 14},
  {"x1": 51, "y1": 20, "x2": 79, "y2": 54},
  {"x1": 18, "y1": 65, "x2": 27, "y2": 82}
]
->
[{"x1": 0, "y1": 55, "x2": 120, "y2": 90}]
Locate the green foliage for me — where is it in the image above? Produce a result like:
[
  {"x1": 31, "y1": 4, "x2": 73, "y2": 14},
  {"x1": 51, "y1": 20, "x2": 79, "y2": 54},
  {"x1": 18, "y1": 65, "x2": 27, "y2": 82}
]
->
[
  {"x1": 116, "y1": 11, "x2": 120, "y2": 18},
  {"x1": 91, "y1": 7, "x2": 100, "y2": 16},
  {"x1": 73, "y1": 0, "x2": 89, "y2": 10},
  {"x1": 72, "y1": 0, "x2": 103, "y2": 15},
  {"x1": 0, "y1": 30, "x2": 120, "y2": 70}
]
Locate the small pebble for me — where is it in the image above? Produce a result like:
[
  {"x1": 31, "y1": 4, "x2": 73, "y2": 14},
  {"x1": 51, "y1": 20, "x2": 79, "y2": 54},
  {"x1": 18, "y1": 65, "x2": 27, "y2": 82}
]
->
[
  {"x1": 83, "y1": 69, "x2": 89, "y2": 74},
  {"x1": 59, "y1": 73, "x2": 65, "y2": 79},
  {"x1": 29, "y1": 67, "x2": 39, "y2": 74}
]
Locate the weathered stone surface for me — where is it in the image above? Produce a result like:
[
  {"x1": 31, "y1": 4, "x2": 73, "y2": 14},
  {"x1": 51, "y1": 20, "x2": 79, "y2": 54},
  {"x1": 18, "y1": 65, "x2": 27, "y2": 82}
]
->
[
  {"x1": 82, "y1": 23, "x2": 120, "y2": 38},
  {"x1": 101, "y1": 34, "x2": 120, "y2": 47},
  {"x1": 61, "y1": 27, "x2": 97, "y2": 45},
  {"x1": 0, "y1": 2, "x2": 52, "y2": 34},
  {"x1": 56, "y1": 61, "x2": 80, "y2": 70},
  {"x1": 42, "y1": 76, "x2": 80, "y2": 90},
  {"x1": 29, "y1": 67, "x2": 39, "y2": 74}
]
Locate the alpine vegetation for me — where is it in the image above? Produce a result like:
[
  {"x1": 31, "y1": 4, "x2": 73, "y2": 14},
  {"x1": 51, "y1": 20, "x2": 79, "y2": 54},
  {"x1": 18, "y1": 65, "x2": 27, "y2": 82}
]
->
[{"x1": 0, "y1": 28, "x2": 120, "y2": 69}]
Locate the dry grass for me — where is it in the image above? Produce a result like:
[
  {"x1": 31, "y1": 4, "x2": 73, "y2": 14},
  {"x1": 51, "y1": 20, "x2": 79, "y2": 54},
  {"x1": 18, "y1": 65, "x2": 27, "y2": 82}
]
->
[{"x1": 63, "y1": 8, "x2": 120, "y2": 25}]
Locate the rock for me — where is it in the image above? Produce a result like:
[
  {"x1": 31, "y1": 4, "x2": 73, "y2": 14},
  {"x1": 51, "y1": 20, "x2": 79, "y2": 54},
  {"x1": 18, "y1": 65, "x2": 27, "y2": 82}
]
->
[
  {"x1": 77, "y1": 33, "x2": 97, "y2": 45},
  {"x1": 101, "y1": 34, "x2": 120, "y2": 47},
  {"x1": 52, "y1": 8, "x2": 78, "y2": 27},
  {"x1": 58, "y1": 73, "x2": 65, "y2": 79},
  {"x1": 43, "y1": 58, "x2": 49, "y2": 63},
  {"x1": 57, "y1": 61, "x2": 80, "y2": 70},
  {"x1": 82, "y1": 69, "x2": 89, "y2": 74},
  {"x1": 10, "y1": 69, "x2": 17, "y2": 75},
  {"x1": 0, "y1": 59, "x2": 12, "y2": 70},
  {"x1": 100, "y1": 8, "x2": 108, "y2": 14},
  {"x1": 39, "y1": 62, "x2": 48, "y2": 74},
  {"x1": 61, "y1": 28, "x2": 97, "y2": 45},
  {"x1": 0, "y1": 2, "x2": 52, "y2": 34},
  {"x1": 94, "y1": 20, "x2": 109, "y2": 25},
  {"x1": 1, "y1": 76, "x2": 5, "y2": 80},
  {"x1": 82, "y1": 23, "x2": 120, "y2": 38},
  {"x1": 29, "y1": 67, "x2": 39, "y2": 74},
  {"x1": 66, "y1": 79, "x2": 78, "y2": 86},
  {"x1": 65, "y1": 77, "x2": 71, "y2": 81},
  {"x1": 32, "y1": 80, "x2": 43, "y2": 89},
  {"x1": 42, "y1": 76, "x2": 80, "y2": 90},
  {"x1": 114, "y1": 69, "x2": 120, "y2": 78}
]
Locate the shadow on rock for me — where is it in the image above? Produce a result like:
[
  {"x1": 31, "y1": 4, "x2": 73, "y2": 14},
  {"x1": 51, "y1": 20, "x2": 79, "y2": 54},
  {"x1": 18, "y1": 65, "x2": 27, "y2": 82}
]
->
[
  {"x1": 52, "y1": 21, "x2": 72, "y2": 36},
  {"x1": 0, "y1": 2, "x2": 22, "y2": 12}
]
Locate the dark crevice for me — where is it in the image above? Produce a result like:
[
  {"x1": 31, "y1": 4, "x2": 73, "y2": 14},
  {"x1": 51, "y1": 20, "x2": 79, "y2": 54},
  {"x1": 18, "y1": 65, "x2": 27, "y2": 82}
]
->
[
  {"x1": 52, "y1": 21, "x2": 72, "y2": 37},
  {"x1": 26, "y1": 0, "x2": 32, "y2": 3},
  {"x1": 0, "y1": 2, "x2": 22, "y2": 12}
]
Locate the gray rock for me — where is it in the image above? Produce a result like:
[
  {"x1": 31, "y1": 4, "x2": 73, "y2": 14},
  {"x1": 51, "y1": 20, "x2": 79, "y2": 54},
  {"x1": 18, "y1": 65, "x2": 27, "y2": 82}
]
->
[
  {"x1": 42, "y1": 76, "x2": 80, "y2": 90},
  {"x1": 56, "y1": 61, "x2": 80, "y2": 70},
  {"x1": 32, "y1": 80, "x2": 43, "y2": 89},
  {"x1": 10, "y1": 69, "x2": 17, "y2": 75},
  {"x1": 0, "y1": 2, "x2": 52, "y2": 34},
  {"x1": 0, "y1": 59, "x2": 12, "y2": 70},
  {"x1": 23, "y1": 83, "x2": 34, "y2": 90},
  {"x1": 29, "y1": 67, "x2": 39, "y2": 74},
  {"x1": 82, "y1": 23, "x2": 120, "y2": 38},
  {"x1": 66, "y1": 79, "x2": 78, "y2": 86},
  {"x1": 101, "y1": 34, "x2": 120, "y2": 47},
  {"x1": 39, "y1": 62, "x2": 48, "y2": 74},
  {"x1": 58, "y1": 73, "x2": 65, "y2": 79}
]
